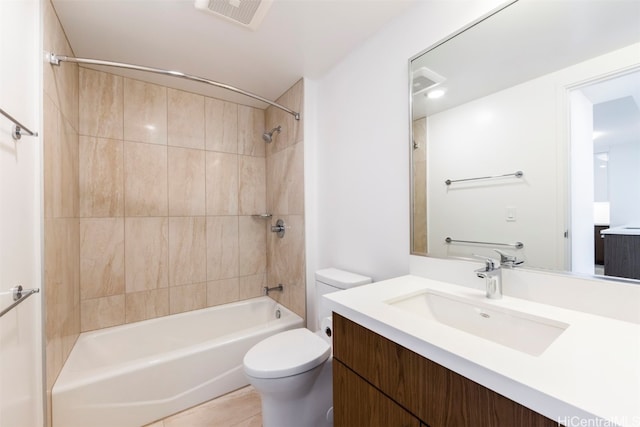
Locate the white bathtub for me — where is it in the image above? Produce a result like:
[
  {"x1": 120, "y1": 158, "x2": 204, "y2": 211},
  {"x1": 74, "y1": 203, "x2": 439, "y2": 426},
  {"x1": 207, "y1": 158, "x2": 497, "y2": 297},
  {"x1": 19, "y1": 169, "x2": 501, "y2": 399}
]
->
[{"x1": 52, "y1": 296, "x2": 303, "y2": 427}]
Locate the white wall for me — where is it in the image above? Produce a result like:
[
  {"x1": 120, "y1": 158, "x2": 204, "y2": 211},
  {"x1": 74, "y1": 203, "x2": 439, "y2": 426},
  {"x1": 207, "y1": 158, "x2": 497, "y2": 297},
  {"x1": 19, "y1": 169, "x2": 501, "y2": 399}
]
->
[
  {"x1": 570, "y1": 90, "x2": 595, "y2": 274},
  {"x1": 427, "y1": 78, "x2": 560, "y2": 269},
  {"x1": 0, "y1": 0, "x2": 44, "y2": 425},
  {"x1": 609, "y1": 141, "x2": 640, "y2": 227},
  {"x1": 313, "y1": 0, "x2": 506, "y2": 283},
  {"x1": 424, "y1": 43, "x2": 640, "y2": 272}
]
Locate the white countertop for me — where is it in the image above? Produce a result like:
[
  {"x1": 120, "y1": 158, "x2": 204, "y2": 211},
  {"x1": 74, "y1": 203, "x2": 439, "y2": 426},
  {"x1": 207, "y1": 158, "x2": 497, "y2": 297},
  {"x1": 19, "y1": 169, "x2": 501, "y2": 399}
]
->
[
  {"x1": 325, "y1": 275, "x2": 640, "y2": 427},
  {"x1": 601, "y1": 226, "x2": 640, "y2": 236}
]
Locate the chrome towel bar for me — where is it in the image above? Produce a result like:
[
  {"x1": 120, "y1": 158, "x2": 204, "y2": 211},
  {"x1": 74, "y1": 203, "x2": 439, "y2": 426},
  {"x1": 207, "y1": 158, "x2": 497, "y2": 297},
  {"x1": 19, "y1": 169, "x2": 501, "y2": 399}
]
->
[
  {"x1": 445, "y1": 237, "x2": 524, "y2": 249},
  {"x1": 0, "y1": 285, "x2": 40, "y2": 318},
  {"x1": 445, "y1": 170, "x2": 523, "y2": 186},
  {"x1": 0, "y1": 107, "x2": 39, "y2": 141}
]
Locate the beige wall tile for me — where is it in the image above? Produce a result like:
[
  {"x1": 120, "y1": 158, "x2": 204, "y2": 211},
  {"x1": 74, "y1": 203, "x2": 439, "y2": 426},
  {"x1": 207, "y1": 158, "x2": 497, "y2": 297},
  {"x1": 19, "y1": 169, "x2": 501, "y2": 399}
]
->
[
  {"x1": 266, "y1": 142, "x2": 304, "y2": 215},
  {"x1": 238, "y1": 217, "x2": 266, "y2": 277},
  {"x1": 79, "y1": 137, "x2": 124, "y2": 217},
  {"x1": 413, "y1": 160, "x2": 427, "y2": 254},
  {"x1": 239, "y1": 273, "x2": 266, "y2": 300},
  {"x1": 238, "y1": 105, "x2": 265, "y2": 157},
  {"x1": 168, "y1": 147, "x2": 206, "y2": 216},
  {"x1": 168, "y1": 89, "x2": 204, "y2": 149},
  {"x1": 124, "y1": 78, "x2": 168, "y2": 145},
  {"x1": 125, "y1": 217, "x2": 169, "y2": 292},
  {"x1": 169, "y1": 217, "x2": 207, "y2": 286},
  {"x1": 206, "y1": 216, "x2": 239, "y2": 281},
  {"x1": 205, "y1": 98, "x2": 238, "y2": 153},
  {"x1": 125, "y1": 289, "x2": 169, "y2": 323},
  {"x1": 124, "y1": 142, "x2": 168, "y2": 216},
  {"x1": 238, "y1": 156, "x2": 266, "y2": 215},
  {"x1": 44, "y1": 218, "x2": 80, "y2": 389},
  {"x1": 44, "y1": 219, "x2": 80, "y2": 325},
  {"x1": 81, "y1": 295, "x2": 125, "y2": 331},
  {"x1": 79, "y1": 68, "x2": 123, "y2": 139},
  {"x1": 206, "y1": 278, "x2": 239, "y2": 307},
  {"x1": 267, "y1": 215, "x2": 305, "y2": 307},
  {"x1": 80, "y1": 218, "x2": 124, "y2": 299},
  {"x1": 43, "y1": 1, "x2": 79, "y2": 131},
  {"x1": 287, "y1": 282, "x2": 306, "y2": 319},
  {"x1": 205, "y1": 152, "x2": 238, "y2": 215},
  {"x1": 44, "y1": 98, "x2": 79, "y2": 219},
  {"x1": 169, "y1": 283, "x2": 207, "y2": 314},
  {"x1": 265, "y1": 79, "x2": 303, "y2": 155}
]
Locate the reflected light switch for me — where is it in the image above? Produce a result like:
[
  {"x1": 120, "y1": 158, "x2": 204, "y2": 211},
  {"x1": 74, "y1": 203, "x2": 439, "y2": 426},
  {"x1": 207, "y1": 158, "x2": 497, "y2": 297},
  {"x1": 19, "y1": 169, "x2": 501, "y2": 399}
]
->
[{"x1": 506, "y1": 207, "x2": 517, "y2": 222}]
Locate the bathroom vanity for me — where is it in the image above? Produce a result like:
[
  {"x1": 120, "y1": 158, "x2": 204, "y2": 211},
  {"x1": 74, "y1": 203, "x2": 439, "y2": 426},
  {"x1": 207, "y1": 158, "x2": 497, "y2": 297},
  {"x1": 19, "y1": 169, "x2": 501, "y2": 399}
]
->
[
  {"x1": 333, "y1": 314, "x2": 556, "y2": 426},
  {"x1": 325, "y1": 274, "x2": 640, "y2": 427}
]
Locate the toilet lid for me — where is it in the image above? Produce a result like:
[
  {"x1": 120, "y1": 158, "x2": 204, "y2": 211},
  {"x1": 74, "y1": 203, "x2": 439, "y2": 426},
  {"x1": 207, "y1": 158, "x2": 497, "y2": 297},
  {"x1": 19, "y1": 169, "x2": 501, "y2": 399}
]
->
[{"x1": 243, "y1": 328, "x2": 331, "y2": 379}]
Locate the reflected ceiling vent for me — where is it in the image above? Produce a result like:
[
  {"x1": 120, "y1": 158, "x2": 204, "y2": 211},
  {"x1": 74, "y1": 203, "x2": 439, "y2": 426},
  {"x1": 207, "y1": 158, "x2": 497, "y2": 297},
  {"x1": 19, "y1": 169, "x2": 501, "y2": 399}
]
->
[
  {"x1": 194, "y1": 0, "x2": 273, "y2": 31},
  {"x1": 412, "y1": 67, "x2": 446, "y2": 95}
]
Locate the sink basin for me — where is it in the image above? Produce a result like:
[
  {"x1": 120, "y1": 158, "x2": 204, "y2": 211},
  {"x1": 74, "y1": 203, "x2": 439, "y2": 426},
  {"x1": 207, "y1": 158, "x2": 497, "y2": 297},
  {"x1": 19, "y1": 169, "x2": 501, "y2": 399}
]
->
[{"x1": 386, "y1": 291, "x2": 569, "y2": 356}]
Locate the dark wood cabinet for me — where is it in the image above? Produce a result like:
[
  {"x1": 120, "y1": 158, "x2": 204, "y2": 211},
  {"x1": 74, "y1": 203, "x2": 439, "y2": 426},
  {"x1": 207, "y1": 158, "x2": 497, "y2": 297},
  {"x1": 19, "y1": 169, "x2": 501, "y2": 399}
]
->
[
  {"x1": 334, "y1": 359, "x2": 420, "y2": 427},
  {"x1": 333, "y1": 313, "x2": 559, "y2": 427},
  {"x1": 604, "y1": 234, "x2": 640, "y2": 279},
  {"x1": 595, "y1": 225, "x2": 607, "y2": 265}
]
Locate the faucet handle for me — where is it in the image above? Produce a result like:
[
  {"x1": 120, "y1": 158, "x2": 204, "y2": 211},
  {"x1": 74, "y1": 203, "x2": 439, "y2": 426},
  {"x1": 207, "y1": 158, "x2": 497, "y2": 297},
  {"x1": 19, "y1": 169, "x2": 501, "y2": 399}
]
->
[
  {"x1": 494, "y1": 249, "x2": 524, "y2": 268},
  {"x1": 471, "y1": 254, "x2": 498, "y2": 271}
]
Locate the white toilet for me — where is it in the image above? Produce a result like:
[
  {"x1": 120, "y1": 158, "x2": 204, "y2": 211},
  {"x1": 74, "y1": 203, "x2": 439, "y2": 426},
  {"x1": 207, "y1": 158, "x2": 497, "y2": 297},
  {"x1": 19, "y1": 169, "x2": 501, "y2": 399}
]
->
[{"x1": 243, "y1": 268, "x2": 371, "y2": 427}]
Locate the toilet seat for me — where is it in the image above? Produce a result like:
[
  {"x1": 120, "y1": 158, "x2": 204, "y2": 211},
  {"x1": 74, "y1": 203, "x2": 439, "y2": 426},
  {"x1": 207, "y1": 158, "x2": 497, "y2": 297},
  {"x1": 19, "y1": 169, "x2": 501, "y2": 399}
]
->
[{"x1": 244, "y1": 328, "x2": 331, "y2": 379}]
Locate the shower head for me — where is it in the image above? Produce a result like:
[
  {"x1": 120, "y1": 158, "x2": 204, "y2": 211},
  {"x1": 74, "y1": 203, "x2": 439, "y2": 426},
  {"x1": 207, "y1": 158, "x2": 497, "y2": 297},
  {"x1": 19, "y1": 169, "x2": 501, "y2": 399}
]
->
[{"x1": 262, "y1": 126, "x2": 281, "y2": 143}]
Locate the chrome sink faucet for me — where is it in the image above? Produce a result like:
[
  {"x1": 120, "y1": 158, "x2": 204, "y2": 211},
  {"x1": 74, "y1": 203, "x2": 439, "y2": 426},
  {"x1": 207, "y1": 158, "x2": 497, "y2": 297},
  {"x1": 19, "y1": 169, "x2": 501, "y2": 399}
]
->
[
  {"x1": 474, "y1": 258, "x2": 502, "y2": 299},
  {"x1": 494, "y1": 249, "x2": 524, "y2": 269}
]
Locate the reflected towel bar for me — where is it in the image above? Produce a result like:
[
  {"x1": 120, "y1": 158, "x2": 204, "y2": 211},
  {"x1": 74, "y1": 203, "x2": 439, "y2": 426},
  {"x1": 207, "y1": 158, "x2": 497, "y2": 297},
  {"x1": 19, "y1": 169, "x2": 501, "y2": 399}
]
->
[
  {"x1": 0, "y1": 285, "x2": 40, "y2": 318},
  {"x1": 445, "y1": 170, "x2": 523, "y2": 186},
  {"x1": 0, "y1": 107, "x2": 39, "y2": 141},
  {"x1": 446, "y1": 237, "x2": 524, "y2": 249}
]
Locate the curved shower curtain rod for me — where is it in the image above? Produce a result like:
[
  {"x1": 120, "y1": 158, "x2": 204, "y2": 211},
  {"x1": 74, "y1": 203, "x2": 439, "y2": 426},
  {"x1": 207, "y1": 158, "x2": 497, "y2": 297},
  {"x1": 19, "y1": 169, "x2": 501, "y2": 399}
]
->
[{"x1": 48, "y1": 53, "x2": 300, "y2": 120}]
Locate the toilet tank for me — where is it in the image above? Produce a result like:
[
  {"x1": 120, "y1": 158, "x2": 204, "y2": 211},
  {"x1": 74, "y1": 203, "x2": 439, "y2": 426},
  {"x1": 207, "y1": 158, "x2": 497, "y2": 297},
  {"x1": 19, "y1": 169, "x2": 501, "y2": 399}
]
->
[{"x1": 315, "y1": 268, "x2": 372, "y2": 321}]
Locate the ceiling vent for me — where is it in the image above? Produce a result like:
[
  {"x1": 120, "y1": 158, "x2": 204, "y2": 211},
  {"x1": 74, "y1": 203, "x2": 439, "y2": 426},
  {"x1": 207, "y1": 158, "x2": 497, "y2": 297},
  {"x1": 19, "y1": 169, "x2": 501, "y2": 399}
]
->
[
  {"x1": 412, "y1": 67, "x2": 446, "y2": 95},
  {"x1": 194, "y1": 0, "x2": 273, "y2": 31}
]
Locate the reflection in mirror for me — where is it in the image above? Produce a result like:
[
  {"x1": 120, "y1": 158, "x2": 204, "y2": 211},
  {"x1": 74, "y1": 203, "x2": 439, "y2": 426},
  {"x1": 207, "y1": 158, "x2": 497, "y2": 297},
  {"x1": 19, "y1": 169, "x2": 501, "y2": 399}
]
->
[{"x1": 409, "y1": 0, "x2": 640, "y2": 282}]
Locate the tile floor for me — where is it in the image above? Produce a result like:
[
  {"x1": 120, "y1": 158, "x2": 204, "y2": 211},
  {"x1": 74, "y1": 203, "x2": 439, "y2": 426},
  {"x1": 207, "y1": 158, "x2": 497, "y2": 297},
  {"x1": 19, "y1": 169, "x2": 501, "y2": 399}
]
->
[{"x1": 144, "y1": 386, "x2": 262, "y2": 427}]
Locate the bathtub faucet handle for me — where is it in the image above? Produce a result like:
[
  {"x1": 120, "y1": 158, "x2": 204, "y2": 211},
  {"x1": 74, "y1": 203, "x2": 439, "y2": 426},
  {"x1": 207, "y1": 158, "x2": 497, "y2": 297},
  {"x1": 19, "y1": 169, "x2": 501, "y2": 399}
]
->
[{"x1": 264, "y1": 284, "x2": 284, "y2": 296}]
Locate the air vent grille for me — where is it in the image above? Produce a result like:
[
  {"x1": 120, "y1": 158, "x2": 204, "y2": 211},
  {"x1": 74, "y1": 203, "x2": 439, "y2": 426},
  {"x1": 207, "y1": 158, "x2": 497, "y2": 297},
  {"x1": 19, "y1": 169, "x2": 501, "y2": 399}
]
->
[
  {"x1": 207, "y1": 0, "x2": 260, "y2": 25},
  {"x1": 195, "y1": 0, "x2": 273, "y2": 30},
  {"x1": 412, "y1": 67, "x2": 446, "y2": 94}
]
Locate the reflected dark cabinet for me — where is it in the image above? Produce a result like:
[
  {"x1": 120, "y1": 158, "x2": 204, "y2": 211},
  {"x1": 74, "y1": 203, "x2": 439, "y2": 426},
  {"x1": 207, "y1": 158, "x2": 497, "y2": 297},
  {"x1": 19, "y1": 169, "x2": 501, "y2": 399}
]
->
[
  {"x1": 595, "y1": 225, "x2": 607, "y2": 265},
  {"x1": 603, "y1": 234, "x2": 640, "y2": 280},
  {"x1": 332, "y1": 313, "x2": 559, "y2": 427}
]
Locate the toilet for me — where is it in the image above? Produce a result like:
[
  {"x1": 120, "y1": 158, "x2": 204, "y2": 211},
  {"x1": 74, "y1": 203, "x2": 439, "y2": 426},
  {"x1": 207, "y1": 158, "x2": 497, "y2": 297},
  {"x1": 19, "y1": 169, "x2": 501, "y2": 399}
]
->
[{"x1": 243, "y1": 268, "x2": 372, "y2": 427}]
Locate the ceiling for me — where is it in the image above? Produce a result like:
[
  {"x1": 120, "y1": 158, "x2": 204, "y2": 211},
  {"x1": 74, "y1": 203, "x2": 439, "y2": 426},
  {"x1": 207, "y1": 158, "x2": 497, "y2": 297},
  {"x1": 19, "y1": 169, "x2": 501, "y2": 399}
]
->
[{"x1": 51, "y1": 0, "x2": 415, "y2": 108}]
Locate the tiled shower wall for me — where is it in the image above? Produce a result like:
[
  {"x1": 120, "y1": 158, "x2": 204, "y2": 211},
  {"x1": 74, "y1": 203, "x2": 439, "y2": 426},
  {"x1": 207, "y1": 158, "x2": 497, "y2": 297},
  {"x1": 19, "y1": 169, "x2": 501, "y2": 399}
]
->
[
  {"x1": 264, "y1": 81, "x2": 306, "y2": 317},
  {"x1": 77, "y1": 67, "x2": 278, "y2": 330},
  {"x1": 412, "y1": 117, "x2": 426, "y2": 253},
  {"x1": 43, "y1": 0, "x2": 80, "y2": 423}
]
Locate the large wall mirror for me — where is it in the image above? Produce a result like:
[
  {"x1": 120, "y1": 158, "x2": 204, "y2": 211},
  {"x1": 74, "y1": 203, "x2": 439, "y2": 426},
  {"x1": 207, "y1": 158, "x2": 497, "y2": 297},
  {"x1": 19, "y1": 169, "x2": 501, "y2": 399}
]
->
[{"x1": 410, "y1": 0, "x2": 640, "y2": 282}]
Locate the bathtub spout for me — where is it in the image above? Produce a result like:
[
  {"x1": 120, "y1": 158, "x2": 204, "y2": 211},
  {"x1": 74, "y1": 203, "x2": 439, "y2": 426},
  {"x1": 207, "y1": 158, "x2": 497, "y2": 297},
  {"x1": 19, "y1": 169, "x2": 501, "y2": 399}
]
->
[{"x1": 264, "y1": 284, "x2": 284, "y2": 296}]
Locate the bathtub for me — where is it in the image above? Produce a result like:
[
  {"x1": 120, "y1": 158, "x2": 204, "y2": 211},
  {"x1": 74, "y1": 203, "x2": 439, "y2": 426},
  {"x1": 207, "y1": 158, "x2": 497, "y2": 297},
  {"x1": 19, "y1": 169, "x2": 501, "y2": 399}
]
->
[{"x1": 52, "y1": 296, "x2": 303, "y2": 427}]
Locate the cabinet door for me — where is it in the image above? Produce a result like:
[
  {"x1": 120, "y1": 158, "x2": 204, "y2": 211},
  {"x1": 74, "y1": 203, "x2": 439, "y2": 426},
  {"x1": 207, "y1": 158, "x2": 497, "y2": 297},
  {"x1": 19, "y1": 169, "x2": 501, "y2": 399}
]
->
[
  {"x1": 334, "y1": 359, "x2": 420, "y2": 427},
  {"x1": 333, "y1": 313, "x2": 558, "y2": 427}
]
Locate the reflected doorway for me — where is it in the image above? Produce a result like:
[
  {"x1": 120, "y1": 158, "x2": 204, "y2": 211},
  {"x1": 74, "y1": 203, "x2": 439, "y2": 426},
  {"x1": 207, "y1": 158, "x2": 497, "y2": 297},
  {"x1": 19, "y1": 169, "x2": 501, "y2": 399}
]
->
[{"x1": 570, "y1": 70, "x2": 640, "y2": 279}]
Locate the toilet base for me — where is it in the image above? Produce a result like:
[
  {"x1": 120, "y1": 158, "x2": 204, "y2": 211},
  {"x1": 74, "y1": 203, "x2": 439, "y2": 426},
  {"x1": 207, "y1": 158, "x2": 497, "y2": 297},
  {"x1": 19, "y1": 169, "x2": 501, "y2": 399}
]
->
[{"x1": 254, "y1": 359, "x2": 333, "y2": 427}]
